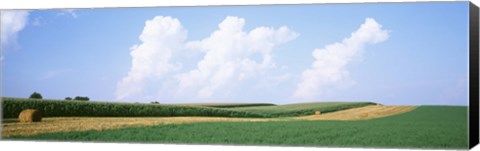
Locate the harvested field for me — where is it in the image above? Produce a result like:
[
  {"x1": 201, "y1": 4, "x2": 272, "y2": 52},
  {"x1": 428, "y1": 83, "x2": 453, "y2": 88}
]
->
[
  {"x1": 296, "y1": 105, "x2": 416, "y2": 120},
  {"x1": 2, "y1": 105, "x2": 415, "y2": 137},
  {"x1": 2, "y1": 117, "x2": 276, "y2": 137}
]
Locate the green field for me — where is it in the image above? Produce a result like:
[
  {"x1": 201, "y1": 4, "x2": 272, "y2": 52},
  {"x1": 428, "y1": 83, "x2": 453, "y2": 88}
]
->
[
  {"x1": 1, "y1": 97, "x2": 370, "y2": 118},
  {"x1": 227, "y1": 102, "x2": 376, "y2": 117},
  {"x1": 6, "y1": 106, "x2": 468, "y2": 149}
]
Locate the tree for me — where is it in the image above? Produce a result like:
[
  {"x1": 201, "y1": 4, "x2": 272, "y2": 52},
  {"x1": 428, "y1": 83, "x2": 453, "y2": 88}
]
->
[
  {"x1": 65, "y1": 97, "x2": 72, "y2": 100},
  {"x1": 150, "y1": 101, "x2": 160, "y2": 104},
  {"x1": 74, "y1": 96, "x2": 89, "y2": 101},
  {"x1": 29, "y1": 92, "x2": 43, "y2": 99}
]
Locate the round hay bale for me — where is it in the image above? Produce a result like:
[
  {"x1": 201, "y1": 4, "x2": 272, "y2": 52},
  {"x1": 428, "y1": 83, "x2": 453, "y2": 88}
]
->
[
  {"x1": 18, "y1": 109, "x2": 42, "y2": 123},
  {"x1": 314, "y1": 111, "x2": 321, "y2": 115}
]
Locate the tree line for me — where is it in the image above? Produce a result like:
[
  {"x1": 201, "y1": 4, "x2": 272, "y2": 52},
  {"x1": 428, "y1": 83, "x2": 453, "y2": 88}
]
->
[{"x1": 29, "y1": 92, "x2": 89, "y2": 101}]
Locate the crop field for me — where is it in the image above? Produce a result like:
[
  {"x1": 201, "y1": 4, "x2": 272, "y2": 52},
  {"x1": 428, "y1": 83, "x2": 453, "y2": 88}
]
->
[
  {"x1": 295, "y1": 105, "x2": 416, "y2": 120},
  {"x1": 1, "y1": 97, "x2": 371, "y2": 118},
  {"x1": 3, "y1": 106, "x2": 468, "y2": 149},
  {"x1": 2, "y1": 105, "x2": 413, "y2": 137},
  {"x1": 1, "y1": 97, "x2": 267, "y2": 118},
  {"x1": 227, "y1": 102, "x2": 376, "y2": 117},
  {"x1": 1, "y1": 117, "x2": 277, "y2": 137},
  {"x1": 1, "y1": 97, "x2": 468, "y2": 149},
  {"x1": 171, "y1": 103, "x2": 276, "y2": 108}
]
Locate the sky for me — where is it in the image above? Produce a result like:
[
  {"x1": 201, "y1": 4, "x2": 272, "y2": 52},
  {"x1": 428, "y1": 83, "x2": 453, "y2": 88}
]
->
[{"x1": 0, "y1": 2, "x2": 470, "y2": 105}]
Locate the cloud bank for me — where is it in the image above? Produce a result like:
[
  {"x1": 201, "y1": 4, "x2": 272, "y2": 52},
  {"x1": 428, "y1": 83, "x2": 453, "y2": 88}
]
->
[
  {"x1": 116, "y1": 16, "x2": 297, "y2": 100},
  {"x1": 1, "y1": 10, "x2": 30, "y2": 48},
  {"x1": 294, "y1": 18, "x2": 389, "y2": 99}
]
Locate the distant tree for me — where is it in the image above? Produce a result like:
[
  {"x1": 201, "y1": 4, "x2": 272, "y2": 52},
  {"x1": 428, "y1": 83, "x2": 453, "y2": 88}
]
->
[
  {"x1": 74, "y1": 96, "x2": 89, "y2": 101},
  {"x1": 65, "y1": 97, "x2": 72, "y2": 100},
  {"x1": 150, "y1": 101, "x2": 160, "y2": 104},
  {"x1": 29, "y1": 92, "x2": 43, "y2": 99}
]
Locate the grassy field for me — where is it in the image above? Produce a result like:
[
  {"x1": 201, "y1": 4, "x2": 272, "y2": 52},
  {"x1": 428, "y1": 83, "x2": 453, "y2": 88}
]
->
[
  {"x1": 6, "y1": 106, "x2": 468, "y2": 149},
  {"x1": 227, "y1": 102, "x2": 376, "y2": 117}
]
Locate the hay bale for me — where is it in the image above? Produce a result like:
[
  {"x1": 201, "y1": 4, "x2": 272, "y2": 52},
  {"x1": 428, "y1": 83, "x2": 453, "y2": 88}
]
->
[
  {"x1": 18, "y1": 109, "x2": 42, "y2": 122},
  {"x1": 315, "y1": 111, "x2": 321, "y2": 115}
]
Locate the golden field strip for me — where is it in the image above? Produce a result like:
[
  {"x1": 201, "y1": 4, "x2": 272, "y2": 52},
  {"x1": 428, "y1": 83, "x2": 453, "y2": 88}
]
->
[
  {"x1": 2, "y1": 105, "x2": 415, "y2": 137},
  {"x1": 296, "y1": 105, "x2": 416, "y2": 120}
]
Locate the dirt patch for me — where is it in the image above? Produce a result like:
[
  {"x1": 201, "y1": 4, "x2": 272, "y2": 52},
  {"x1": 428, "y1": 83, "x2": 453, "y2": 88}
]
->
[
  {"x1": 295, "y1": 105, "x2": 416, "y2": 121},
  {"x1": 2, "y1": 105, "x2": 416, "y2": 137}
]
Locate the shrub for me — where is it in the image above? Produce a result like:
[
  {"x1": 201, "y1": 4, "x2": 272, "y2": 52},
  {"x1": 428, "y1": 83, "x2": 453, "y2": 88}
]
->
[
  {"x1": 29, "y1": 92, "x2": 43, "y2": 99},
  {"x1": 65, "y1": 97, "x2": 72, "y2": 100}
]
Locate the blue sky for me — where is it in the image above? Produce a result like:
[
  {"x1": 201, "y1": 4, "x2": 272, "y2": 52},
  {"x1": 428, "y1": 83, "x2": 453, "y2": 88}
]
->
[{"x1": 1, "y1": 2, "x2": 470, "y2": 105}]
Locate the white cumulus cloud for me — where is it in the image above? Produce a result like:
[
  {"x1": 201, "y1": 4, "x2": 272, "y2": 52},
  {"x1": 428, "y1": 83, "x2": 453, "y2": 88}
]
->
[
  {"x1": 115, "y1": 16, "x2": 187, "y2": 100},
  {"x1": 116, "y1": 16, "x2": 298, "y2": 101},
  {"x1": 1, "y1": 10, "x2": 30, "y2": 48},
  {"x1": 293, "y1": 18, "x2": 389, "y2": 99},
  {"x1": 176, "y1": 16, "x2": 298, "y2": 98}
]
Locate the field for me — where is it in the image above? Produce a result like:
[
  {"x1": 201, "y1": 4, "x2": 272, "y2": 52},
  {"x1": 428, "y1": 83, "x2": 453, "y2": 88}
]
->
[
  {"x1": 1, "y1": 97, "x2": 266, "y2": 118},
  {"x1": 5, "y1": 106, "x2": 467, "y2": 149},
  {"x1": 227, "y1": 102, "x2": 377, "y2": 117},
  {"x1": 2, "y1": 105, "x2": 414, "y2": 137},
  {"x1": 296, "y1": 105, "x2": 415, "y2": 120},
  {"x1": 1, "y1": 97, "x2": 469, "y2": 149},
  {"x1": 1, "y1": 97, "x2": 373, "y2": 118},
  {"x1": 171, "y1": 103, "x2": 276, "y2": 108}
]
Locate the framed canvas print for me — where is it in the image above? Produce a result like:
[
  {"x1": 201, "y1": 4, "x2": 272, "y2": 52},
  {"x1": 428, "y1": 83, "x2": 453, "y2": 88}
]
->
[{"x1": 1, "y1": 0, "x2": 479, "y2": 150}]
